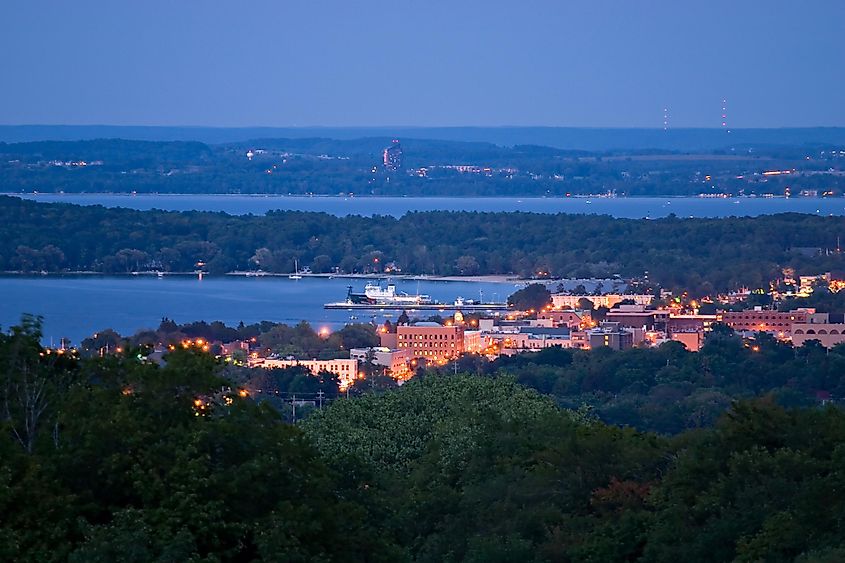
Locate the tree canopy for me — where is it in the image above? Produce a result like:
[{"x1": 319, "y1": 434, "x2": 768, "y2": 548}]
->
[
  {"x1": 4, "y1": 196, "x2": 845, "y2": 293},
  {"x1": 3, "y1": 316, "x2": 845, "y2": 561}
]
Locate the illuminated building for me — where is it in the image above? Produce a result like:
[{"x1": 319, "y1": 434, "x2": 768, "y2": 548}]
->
[
  {"x1": 489, "y1": 327, "x2": 577, "y2": 353},
  {"x1": 718, "y1": 308, "x2": 812, "y2": 335},
  {"x1": 396, "y1": 322, "x2": 463, "y2": 363},
  {"x1": 462, "y1": 330, "x2": 486, "y2": 353},
  {"x1": 251, "y1": 358, "x2": 359, "y2": 389},
  {"x1": 551, "y1": 293, "x2": 653, "y2": 309},
  {"x1": 799, "y1": 273, "x2": 831, "y2": 295},
  {"x1": 538, "y1": 309, "x2": 587, "y2": 328},
  {"x1": 349, "y1": 347, "x2": 412, "y2": 379},
  {"x1": 670, "y1": 331, "x2": 704, "y2": 352},
  {"x1": 792, "y1": 317, "x2": 845, "y2": 348}
]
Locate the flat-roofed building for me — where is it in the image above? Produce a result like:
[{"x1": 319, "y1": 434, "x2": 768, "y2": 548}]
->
[
  {"x1": 667, "y1": 314, "x2": 718, "y2": 333},
  {"x1": 462, "y1": 330, "x2": 486, "y2": 353},
  {"x1": 665, "y1": 314, "x2": 718, "y2": 352},
  {"x1": 671, "y1": 331, "x2": 705, "y2": 352},
  {"x1": 606, "y1": 305, "x2": 668, "y2": 330},
  {"x1": 350, "y1": 347, "x2": 412, "y2": 379},
  {"x1": 490, "y1": 326, "x2": 574, "y2": 353},
  {"x1": 251, "y1": 358, "x2": 359, "y2": 389},
  {"x1": 791, "y1": 321, "x2": 845, "y2": 348},
  {"x1": 538, "y1": 309, "x2": 588, "y2": 328},
  {"x1": 396, "y1": 322, "x2": 464, "y2": 363},
  {"x1": 718, "y1": 308, "x2": 813, "y2": 335},
  {"x1": 587, "y1": 322, "x2": 637, "y2": 350},
  {"x1": 552, "y1": 294, "x2": 653, "y2": 310}
]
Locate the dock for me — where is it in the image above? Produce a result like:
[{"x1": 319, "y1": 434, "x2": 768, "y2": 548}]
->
[{"x1": 324, "y1": 302, "x2": 509, "y2": 311}]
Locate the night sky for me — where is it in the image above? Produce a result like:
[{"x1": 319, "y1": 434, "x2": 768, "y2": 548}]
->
[{"x1": 1, "y1": 0, "x2": 842, "y2": 127}]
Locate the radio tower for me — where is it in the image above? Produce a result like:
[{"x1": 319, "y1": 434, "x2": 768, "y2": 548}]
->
[
  {"x1": 663, "y1": 107, "x2": 670, "y2": 131},
  {"x1": 721, "y1": 98, "x2": 731, "y2": 133}
]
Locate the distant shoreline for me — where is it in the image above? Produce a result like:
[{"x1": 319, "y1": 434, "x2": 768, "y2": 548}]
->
[
  {"x1": 2, "y1": 192, "x2": 830, "y2": 200},
  {"x1": 0, "y1": 270, "x2": 530, "y2": 284}
]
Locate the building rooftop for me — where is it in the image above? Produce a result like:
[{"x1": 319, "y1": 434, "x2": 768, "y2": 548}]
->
[{"x1": 518, "y1": 327, "x2": 571, "y2": 336}]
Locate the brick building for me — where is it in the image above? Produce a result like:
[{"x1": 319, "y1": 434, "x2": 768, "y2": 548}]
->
[{"x1": 396, "y1": 322, "x2": 464, "y2": 363}]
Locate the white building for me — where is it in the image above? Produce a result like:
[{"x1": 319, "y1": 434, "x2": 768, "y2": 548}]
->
[
  {"x1": 251, "y1": 358, "x2": 359, "y2": 389},
  {"x1": 349, "y1": 347, "x2": 412, "y2": 379},
  {"x1": 551, "y1": 294, "x2": 653, "y2": 309}
]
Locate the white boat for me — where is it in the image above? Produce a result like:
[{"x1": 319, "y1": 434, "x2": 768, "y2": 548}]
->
[
  {"x1": 289, "y1": 259, "x2": 303, "y2": 280},
  {"x1": 346, "y1": 282, "x2": 432, "y2": 305}
]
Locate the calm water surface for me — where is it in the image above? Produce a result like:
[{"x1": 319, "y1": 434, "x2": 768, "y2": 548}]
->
[
  {"x1": 11, "y1": 193, "x2": 845, "y2": 218},
  {"x1": 0, "y1": 276, "x2": 531, "y2": 344}
]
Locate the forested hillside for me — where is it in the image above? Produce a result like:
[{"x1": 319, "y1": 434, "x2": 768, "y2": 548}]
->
[
  {"x1": 2, "y1": 137, "x2": 843, "y2": 196},
  {"x1": 3, "y1": 196, "x2": 845, "y2": 293}
]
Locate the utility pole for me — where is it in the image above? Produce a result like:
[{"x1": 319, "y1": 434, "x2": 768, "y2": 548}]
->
[
  {"x1": 317, "y1": 390, "x2": 324, "y2": 410},
  {"x1": 291, "y1": 395, "x2": 296, "y2": 423}
]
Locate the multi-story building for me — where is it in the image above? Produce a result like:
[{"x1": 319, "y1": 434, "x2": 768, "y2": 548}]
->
[
  {"x1": 490, "y1": 327, "x2": 575, "y2": 353},
  {"x1": 462, "y1": 330, "x2": 486, "y2": 353},
  {"x1": 718, "y1": 307, "x2": 812, "y2": 335},
  {"x1": 350, "y1": 347, "x2": 412, "y2": 379},
  {"x1": 552, "y1": 293, "x2": 653, "y2": 310},
  {"x1": 792, "y1": 322, "x2": 845, "y2": 348},
  {"x1": 587, "y1": 322, "x2": 637, "y2": 350},
  {"x1": 538, "y1": 309, "x2": 588, "y2": 328},
  {"x1": 667, "y1": 314, "x2": 717, "y2": 334},
  {"x1": 251, "y1": 358, "x2": 359, "y2": 389},
  {"x1": 606, "y1": 304, "x2": 668, "y2": 330},
  {"x1": 396, "y1": 322, "x2": 464, "y2": 362},
  {"x1": 664, "y1": 314, "x2": 718, "y2": 352},
  {"x1": 670, "y1": 331, "x2": 704, "y2": 352}
]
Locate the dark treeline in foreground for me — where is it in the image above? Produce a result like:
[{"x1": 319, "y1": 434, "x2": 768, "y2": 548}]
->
[
  {"x1": 4, "y1": 196, "x2": 845, "y2": 292},
  {"x1": 444, "y1": 328, "x2": 845, "y2": 434},
  {"x1": 2, "y1": 137, "x2": 844, "y2": 197},
  {"x1": 89, "y1": 316, "x2": 845, "y2": 435},
  {"x1": 83, "y1": 317, "x2": 380, "y2": 362},
  {"x1": 2, "y1": 318, "x2": 845, "y2": 561}
]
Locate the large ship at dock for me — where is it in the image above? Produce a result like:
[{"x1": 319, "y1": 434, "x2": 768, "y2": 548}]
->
[
  {"x1": 344, "y1": 282, "x2": 433, "y2": 306},
  {"x1": 326, "y1": 282, "x2": 509, "y2": 310}
]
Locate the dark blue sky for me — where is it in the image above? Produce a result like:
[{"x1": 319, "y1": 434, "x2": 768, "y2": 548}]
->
[{"x1": 2, "y1": 1, "x2": 842, "y2": 128}]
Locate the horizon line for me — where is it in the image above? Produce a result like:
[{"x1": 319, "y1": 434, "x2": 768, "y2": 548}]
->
[{"x1": 1, "y1": 124, "x2": 844, "y2": 131}]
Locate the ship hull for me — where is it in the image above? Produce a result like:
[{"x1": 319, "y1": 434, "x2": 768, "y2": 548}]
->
[{"x1": 325, "y1": 302, "x2": 508, "y2": 310}]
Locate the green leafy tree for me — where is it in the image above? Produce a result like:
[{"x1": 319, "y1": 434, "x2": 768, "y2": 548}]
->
[{"x1": 507, "y1": 283, "x2": 552, "y2": 312}]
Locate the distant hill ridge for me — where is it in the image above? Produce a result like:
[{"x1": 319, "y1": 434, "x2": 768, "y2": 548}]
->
[{"x1": 1, "y1": 125, "x2": 844, "y2": 151}]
